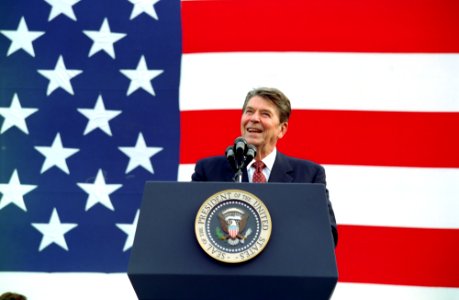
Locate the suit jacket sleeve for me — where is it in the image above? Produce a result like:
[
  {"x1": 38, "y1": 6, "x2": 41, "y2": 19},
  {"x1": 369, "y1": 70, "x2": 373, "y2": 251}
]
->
[
  {"x1": 191, "y1": 159, "x2": 206, "y2": 181},
  {"x1": 270, "y1": 152, "x2": 338, "y2": 246},
  {"x1": 313, "y1": 164, "x2": 338, "y2": 247},
  {"x1": 191, "y1": 156, "x2": 236, "y2": 182}
]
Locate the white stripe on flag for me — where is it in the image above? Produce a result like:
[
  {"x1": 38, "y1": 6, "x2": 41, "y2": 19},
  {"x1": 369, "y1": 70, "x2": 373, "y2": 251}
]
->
[
  {"x1": 326, "y1": 165, "x2": 459, "y2": 229},
  {"x1": 178, "y1": 164, "x2": 459, "y2": 229},
  {"x1": 1, "y1": 273, "x2": 458, "y2": 300},
  {"x1": 178, "y1": 164, "x2": 195, "y2": 182},
  {"x1": 333, "y1": 282, "x2": 459, "y2": 300},
  {"x1": 180, "y1": 52, "x2": 459, "y2": 112}
]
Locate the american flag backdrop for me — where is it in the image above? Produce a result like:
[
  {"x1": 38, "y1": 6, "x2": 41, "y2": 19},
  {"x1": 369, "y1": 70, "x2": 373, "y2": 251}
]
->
[
  {"x1": 0, "y1": 0, "x2": 180, "y2": 272},
  {"x1": 1, "y1": 0, "x2": 459, "y2": 299}
]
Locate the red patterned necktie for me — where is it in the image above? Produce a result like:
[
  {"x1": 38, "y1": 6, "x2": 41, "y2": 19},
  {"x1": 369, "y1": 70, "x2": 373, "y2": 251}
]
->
[{"x1": 252, "y1": 161, "x2": 267, "y2": 183}]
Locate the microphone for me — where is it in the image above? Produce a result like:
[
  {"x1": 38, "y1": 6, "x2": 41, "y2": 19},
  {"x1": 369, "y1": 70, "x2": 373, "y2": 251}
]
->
[
  {"x1": 225, "y1": 145, "x2": 237, "y2": 172},
  {"x1": 234, "y1": 137, "x2": 248, "y2": 171},
  {"x1": 244, "y1": 144, "x2": 257, "y2": 168},
  {"x1": 234, "y1": 137, "x2": 247, "y2": 160}
]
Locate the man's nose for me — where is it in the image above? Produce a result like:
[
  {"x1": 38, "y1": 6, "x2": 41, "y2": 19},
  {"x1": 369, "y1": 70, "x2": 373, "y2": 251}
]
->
[{"x1": 249, "y1": 112, "x2": 260, "y2": 122}]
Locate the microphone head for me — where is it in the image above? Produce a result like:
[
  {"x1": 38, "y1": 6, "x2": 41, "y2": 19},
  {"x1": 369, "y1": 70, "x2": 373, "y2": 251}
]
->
[
  {"x1": 244, "y1": 144, "x2": 257, "y2": 168},
  {"x1": 225, "y1": 145, "x2": 235, "y2": 158},
  {"x1": 234, "y1": 137, "x2": 247, "y2": 169},
  {"x1": 234, "y1": 137, "x2": 248, "y2": 157},
  {"x1": 225, "y1": 145, "x2": 237, "y2": 172},
  {"x1": 246, "y1": 144, "x2": 257, "y2": 160}
]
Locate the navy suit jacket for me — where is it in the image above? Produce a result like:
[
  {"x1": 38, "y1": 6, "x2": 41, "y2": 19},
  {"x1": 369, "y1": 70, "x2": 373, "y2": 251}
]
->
[{"x1": 192, "y1": 151, "x2": 338, "y2": 246}]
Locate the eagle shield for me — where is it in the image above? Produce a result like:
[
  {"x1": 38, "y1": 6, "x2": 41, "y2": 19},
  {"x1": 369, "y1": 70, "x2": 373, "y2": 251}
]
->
[{"x1": 218, "y1": 207, "x2": 248, "y2": 241}]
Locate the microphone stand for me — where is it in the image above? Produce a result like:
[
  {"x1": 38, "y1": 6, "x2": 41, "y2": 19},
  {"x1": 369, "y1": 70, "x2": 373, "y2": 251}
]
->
[
  {"x1": 234, "y1": 169, "x2": 243, "y2": 183},
  {"x1": 233, "y1": 159, "x2": 244, "y2": 183}
]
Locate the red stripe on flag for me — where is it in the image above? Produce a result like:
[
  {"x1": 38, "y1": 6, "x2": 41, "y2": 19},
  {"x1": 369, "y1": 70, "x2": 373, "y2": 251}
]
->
[
  {"x1": 180, "y1": 110, "x2": 459, "y2": 168},
  {"x1": 181, "y1": 0, "x2": 459, "y2": 53},
  {"x1": 336, "y1": 225, "x2": 459, "y2": 287}
]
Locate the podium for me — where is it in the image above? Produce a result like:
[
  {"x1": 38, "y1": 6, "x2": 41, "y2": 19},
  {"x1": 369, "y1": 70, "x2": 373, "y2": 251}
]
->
[{"x1": 128, "y1": 182, "x2": 338, "y2": 300}]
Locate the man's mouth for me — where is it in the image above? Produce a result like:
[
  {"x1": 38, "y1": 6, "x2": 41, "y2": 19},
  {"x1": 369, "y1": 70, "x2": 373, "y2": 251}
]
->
[{"x1": 247, "y1": 127, "x2": 262, "y2": 133}]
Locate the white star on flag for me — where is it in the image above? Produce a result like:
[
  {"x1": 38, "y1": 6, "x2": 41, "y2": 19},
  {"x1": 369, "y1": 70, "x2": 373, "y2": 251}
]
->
[
  {"x1": 77, "y1": 169, "x2": 123, "y2": 211},
  {"x1": 116, "y1": 209, "x2": 140, "y2": 251},
  {"x1": 0, "y1": 169, "x2": 37, "y2": 211},
  {"x1": 118, "y1": 132, "x2": 163, "y2": 174},
  {"x1": 83, "y1": 18, "x2": 127, "y2": 59},
  {"x1": 37, "y1": 55, "x2": 83, "y2": 96},
  {"x1": 120, "y1": 55, "x2": 163, "y2": 96},
  {"x1": 0, "y1": 93, "x2": 38, "y2": 134},
  {"x1": 44, "y1": 0, "x2": 81, "y2": 21},
  {"x1": 77, "y1": 94, "x2": 122, "y2": 136},
  {"x1": 0, "y1": 17, "x2": 45, "y2": 57},
  {"x1": 31, "y1": 208, "x2": 78, "y2": 251},
  {"x1": 34, "y1": 133, "x2": 80, "y2": 174},
  {"x1": 128, "y1": 0, "x2": 160, "y2": 20}
]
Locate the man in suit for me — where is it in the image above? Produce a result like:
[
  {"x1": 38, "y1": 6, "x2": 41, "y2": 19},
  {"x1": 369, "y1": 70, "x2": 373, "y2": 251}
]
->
[{"x1": 192, "y1": 87, "x2": 337, "y2": 246}]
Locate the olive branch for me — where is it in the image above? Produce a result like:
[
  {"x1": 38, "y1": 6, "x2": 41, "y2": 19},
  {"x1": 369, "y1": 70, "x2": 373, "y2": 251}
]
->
[{"x1": 215, "y1": 227, "x2": 225, "y2": 240}]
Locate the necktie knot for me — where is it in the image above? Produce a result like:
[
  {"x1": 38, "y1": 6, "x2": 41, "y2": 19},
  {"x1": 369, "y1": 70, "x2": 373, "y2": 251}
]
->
[
  {"x1": 252, "y1": 161, "x2": 266, "y2": 183},
  {"x1": 253, "y1": 160, "x2": 265, "y2": 171}
]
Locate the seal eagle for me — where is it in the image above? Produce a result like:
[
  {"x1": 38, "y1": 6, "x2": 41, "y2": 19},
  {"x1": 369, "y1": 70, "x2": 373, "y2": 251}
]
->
[{"x1": 218, "y1": 207, "x2": 249, "y2": 239}]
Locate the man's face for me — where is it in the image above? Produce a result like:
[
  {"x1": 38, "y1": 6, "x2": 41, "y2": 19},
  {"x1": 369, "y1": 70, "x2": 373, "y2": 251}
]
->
[{"x1": 240, "y1": 96, "x2": 288, "y2": 157}]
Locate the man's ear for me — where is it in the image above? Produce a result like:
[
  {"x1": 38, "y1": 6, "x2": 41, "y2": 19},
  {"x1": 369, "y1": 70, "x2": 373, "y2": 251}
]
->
[{"x1": 278, "y1": 122, "x2": 288, "y2": 139}]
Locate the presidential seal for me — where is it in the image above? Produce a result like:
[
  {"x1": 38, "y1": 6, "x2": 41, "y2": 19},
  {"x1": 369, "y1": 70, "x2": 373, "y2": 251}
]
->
[{"x1": 195, "y1": 189, "x2": 272, "y2": 263}]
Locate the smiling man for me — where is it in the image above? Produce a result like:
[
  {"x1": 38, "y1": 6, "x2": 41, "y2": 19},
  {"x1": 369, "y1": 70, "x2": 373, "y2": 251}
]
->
[{"x1": 191, "y1": 87, "x2": 337, "y2": 246}]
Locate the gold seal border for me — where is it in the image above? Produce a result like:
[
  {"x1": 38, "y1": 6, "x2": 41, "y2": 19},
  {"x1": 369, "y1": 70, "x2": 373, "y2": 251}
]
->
[{"x1": 195, "y1": 189, "x2": 272, "y2": 263}]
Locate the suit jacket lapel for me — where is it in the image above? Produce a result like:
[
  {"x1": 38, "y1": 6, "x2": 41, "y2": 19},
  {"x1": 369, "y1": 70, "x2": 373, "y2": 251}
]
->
[
  {"x1": 269, "y1": 152, "x2": 294, "y2": 183},
  {"x1": 242, "y1": 168, "x2": 249, "y2": 182}
]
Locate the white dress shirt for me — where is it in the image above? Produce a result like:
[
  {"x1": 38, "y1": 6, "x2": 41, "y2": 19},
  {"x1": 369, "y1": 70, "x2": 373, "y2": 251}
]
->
[{"x1": 247, "y1": 148, "x2": 277, "y2": 182}]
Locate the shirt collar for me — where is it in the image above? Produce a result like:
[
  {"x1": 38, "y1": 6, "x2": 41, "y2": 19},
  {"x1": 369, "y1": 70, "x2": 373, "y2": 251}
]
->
[{"x1": 247, "y1": 147, "x2": 277, "y2": 172}]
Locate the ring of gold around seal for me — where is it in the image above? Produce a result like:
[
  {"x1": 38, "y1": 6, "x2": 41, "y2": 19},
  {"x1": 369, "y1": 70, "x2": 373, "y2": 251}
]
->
[{"x1": 194, "y1": 189, "x2": 272, "y2": 263}]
